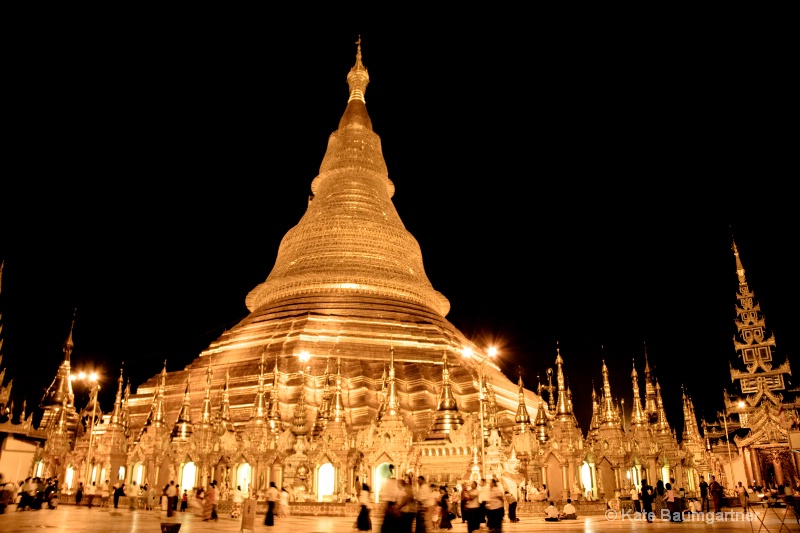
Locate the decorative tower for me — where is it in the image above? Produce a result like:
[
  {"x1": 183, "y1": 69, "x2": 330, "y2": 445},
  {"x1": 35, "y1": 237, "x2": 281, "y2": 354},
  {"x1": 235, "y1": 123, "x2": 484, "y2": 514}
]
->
[
  {"x1": 38, "y1": 313, "x2": 78, "y2": 434},
  {"x1": 717, "y1": 240, "x2": 796, "y2": 488},
  {"x1": 426, "y1": 351, "x2": 464, "y2": 440}
]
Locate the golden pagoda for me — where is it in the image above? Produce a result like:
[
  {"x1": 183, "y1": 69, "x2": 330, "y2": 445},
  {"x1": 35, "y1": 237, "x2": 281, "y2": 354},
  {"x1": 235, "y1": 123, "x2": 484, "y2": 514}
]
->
[{"x1": 121, "y1": 39, "x2": 542, "y2": 500}]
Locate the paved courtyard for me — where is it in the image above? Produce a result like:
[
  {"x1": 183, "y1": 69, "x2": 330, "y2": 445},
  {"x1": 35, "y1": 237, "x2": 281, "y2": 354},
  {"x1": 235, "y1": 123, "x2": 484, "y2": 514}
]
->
[{"x1": 0, "y1": 504, "x2": 798, "y2": 532}]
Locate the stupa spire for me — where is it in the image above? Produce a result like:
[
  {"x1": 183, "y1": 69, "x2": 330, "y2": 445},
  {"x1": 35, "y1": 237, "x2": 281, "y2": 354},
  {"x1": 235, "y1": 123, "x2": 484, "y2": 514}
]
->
[
  {"x1": 152, "y1": 362, "x2": 168, "y2": 427},
  {"x1": 514, "y1": 375, "x2": 532, "y2": 434},
  {"x1": 375, "y1": 365, "x2": 387, "y2": 423},
  {"x1": 218, "y1": 370, "x2": 233, "y2": 432},
  {"x1": 267, "y1": 358, "x2": 282, "y2": 435},
  {"x1": 630, "y1": 359, "x2": 647, "y2": 427},
  {"x1": 244, "y1": 38, "x2": 449, "y2": 318},
  {"x1": 200, "y1": 362, "x2": 213, "y2": 429},
  {"x1": 385, "y1": 347, "x2": 400, "y2": 417},
  {"x1": 311, "y1": 359, "x2": 332, "y2": 439},
  {"x1": 555, "y1": 344, "x2": 571, "y2": 418},
  {"x1": 250, "y1": 350, "x2": 268, "y2": 422},
  {"x1": 40, "y1": 311, "x2": 77, "y2": 417},
  {"x1": 427, "y1": 351, "x2": 464, "y2": 440},
  {"x1": 108, "y1": 367, "x2": 124, "y2": 428},
  {"x1": 534, "y1": 397, "x2": 549, "y2": 444},
  {"x1": 601, "y1": 360, "x2": 618, "y2": 426},
  {"x1": 170, "y1": 381, "x2": 193, "y2": 441},
  {"x1": 330, "y1": 357, "x2": 345, "y2": 423},
  {"x1": 654, "y1": 380, "x2": 670, "y2": 433},
  {"x1": 643, "y1": 344, "x2": 657, "y2": 421}
]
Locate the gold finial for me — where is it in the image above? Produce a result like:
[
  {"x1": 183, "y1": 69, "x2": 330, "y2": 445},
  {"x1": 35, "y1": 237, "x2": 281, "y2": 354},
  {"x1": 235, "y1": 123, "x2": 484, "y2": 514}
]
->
[{"x1": 347, "y1": 36, "x2": 369, "y2": 103}]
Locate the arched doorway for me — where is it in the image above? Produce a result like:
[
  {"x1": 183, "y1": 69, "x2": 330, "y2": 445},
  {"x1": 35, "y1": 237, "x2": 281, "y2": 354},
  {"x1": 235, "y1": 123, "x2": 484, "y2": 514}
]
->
[
  {"x1": 180, "y1": 462, "x2": 196, "y2": 494},
  {"x1": 131, "y1": 462, "x2": 144, "y2": 486},
  {"x1": 318, "y1": 462, "x2": 335, "y2": 502},
  {"x1": 375, "y1": 462, "x2": 394, "y2": 503},
  {"x1": 235, "y1": 463, "x2": 252, "y2": 496}
]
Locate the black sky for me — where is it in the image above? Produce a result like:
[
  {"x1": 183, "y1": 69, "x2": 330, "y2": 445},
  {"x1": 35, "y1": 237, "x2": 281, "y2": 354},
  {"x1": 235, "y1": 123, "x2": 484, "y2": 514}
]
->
[{"x1": 1, "y1": 25, "x2": 796, "y2": 434}]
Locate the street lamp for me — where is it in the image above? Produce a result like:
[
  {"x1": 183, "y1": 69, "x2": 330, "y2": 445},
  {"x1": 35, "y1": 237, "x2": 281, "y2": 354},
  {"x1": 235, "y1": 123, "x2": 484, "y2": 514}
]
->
[
  {"x1": 463, "y1": 346, "x2": 497, "y2": 479},
  {"x1": 70, "y1": 370, "x2": 100, "y2": 486}
]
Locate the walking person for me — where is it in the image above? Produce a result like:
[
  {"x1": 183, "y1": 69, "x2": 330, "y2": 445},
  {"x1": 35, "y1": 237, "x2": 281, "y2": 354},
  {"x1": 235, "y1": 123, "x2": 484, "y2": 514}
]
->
[
  {"x1": 356, "y1": 483, "x2": 372, "y2": 531},
  {"x1": 75, "y1": 482, "x2": 83, "y2": 507},
  {"x1": 464, "y1": 481, "x2": 481, "y2": 533},
  {"x1": 630, "y1": 484, "x2": 640, "y2": 513},
  {"x1": 736, "y1": 481, "x2": 748, "y2": 509},
  {"x1": 504, "y1": 490, "x2": 518, "y2": 523},
  {"x1": 438, "y1": 486, "x2": 452, "y2": 530},
  {"x1": 113, "y1": 482, "x2": 124, "y2": 509},
  {"x1": 264, "y1": 481, "x2": 278, "y2": 526},
  {"x1": 230, "y1": 485, "x2": 243, "y2": 518},
  {"x1": 709, "y1": 476, "x2": 723, "y2": 513},
  {"x1": 396, "y1": 477, "x2": 417, "y2": 533},
  {"x1": 205, "y1": 480, "x2": 218, "y2": 521},
  {"x1": 85, "y1": 482, "x2": 96, "y2": 509},
  {"x1": 698, "y1": 475, "x2": 710, "y2": 512},
  {"x1": 450, "y1": 486, "x2": 461, "y2": 521},
  {"x1": 126, "y1": 480, "x2": 138, "y2": 511},
  {"x1": 485, "y1": 478, "x2": 505, "y2": 533},
  {"x1": 278, "y1": 486, "x2": 290, "y2": 518},
  {"x1": 640, "y1": 478, "x2": 653, "y2": 523},
  {"x1": 165, "y1": 481, "x2": 177, "y2": 517}
]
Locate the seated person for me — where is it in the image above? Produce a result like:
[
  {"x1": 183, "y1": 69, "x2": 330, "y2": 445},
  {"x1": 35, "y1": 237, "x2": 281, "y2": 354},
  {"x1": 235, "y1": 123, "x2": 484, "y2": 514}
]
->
[
  {"x1": 545, "y1": 501, "x2": 560, "y2": 522},
  {"x1": 559, "y1": 498, "x2": 577, "y2": 519}
]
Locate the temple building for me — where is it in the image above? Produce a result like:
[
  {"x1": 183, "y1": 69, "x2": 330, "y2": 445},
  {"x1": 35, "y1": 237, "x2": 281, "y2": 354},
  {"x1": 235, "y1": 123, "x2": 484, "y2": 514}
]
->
[
  {"x1": 703, "y1": 241, "x2": 800, "y2": 490},
  {"x1": 1, "y1": 43, "x2": 798, "y2": 508}
]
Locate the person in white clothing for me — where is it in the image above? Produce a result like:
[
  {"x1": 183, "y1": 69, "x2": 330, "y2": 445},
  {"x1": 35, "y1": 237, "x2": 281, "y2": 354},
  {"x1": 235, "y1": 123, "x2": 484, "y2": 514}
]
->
[
  {"x1": 545, "y1": 501, "x2": 560, "y2": 522},
  {"x1": 560, "y1": 498, "x2": 577, "y2": 519},
  {"x1": 230, "y1": 485, "x2": 243, "y2": 518},
  {"x1": 356, "y1": 483, "x2": 372, "y2": 531}
]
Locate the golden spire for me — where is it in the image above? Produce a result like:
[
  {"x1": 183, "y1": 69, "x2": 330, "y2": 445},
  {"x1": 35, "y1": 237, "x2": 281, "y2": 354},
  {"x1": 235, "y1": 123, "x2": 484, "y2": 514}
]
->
[
  {"x1": 346, "y1": 35, "x2": 369, "y2": 104},
  {"x1": 733, "y1": 239, "x2": 746, "y2": 284},
  {"x1": 267, "y1": 358, "x2": 282, "y2": 435},
  {"x1": 63, "y1": 309, "x2": 76, "y2": 361},
  {"x1": 386, "y1": 346, "x2": 400, "y2": 416},
  {"x1": 375, "y1": 365, "x2": 387, "y2": 423},
  {"x1": 244, "y1": 38, "x2": 449, "y2": 318},
  {"x1": 311, "y1": 359, "x2": 332, "y2": 438},
  {"x1": 601, "y1": 359, "x2": 617, "y2": 426},
  {"x1": 534, "y1": 397, "x2": 549, "y2": 444},
  {"x1": 170, "y1": 381, "x2": 194, "y2": 441},
  {"x1": 109, "y1": 367, "x2": 124, "y2": 428},
  {"x1": 218, "y1": 370, "x2": 233, "y2": 432},
  {"x1": 330, "y1": 356, "x2": 345, "y2": 423},
  {"x1": 514, "y1": 375, "x2": 531, "y2": 434},
  {"x1": 427, "y1": 351, "x2": 464, "y2": 440},
  {"x1": 251, "y1": 349, "x2": 268, "y2": 422},
  {"x1": 630, "y1": 359, "x2": 647, "y2": 427},
  {"x1": 152, "y1": 362, "x2": 167, "y2": 427},
  {"x1": 555, "y1": 344, "x2": 571, "y2": 418},
  {"x1": 200, "y1": 362, "x2": 213, "y2": 429},
  {"x1": 589, "y1": 384, "x2": 601, "y2": 434},
  {"x1": 654, "y1": 380, "x2": 670, "y2": 433},
  {"x1": 643, "y1": 344, "x2": 657, "y2": 421},
  {"x1": 41, "y1": 312, "x2": 77, "y2": 413}
]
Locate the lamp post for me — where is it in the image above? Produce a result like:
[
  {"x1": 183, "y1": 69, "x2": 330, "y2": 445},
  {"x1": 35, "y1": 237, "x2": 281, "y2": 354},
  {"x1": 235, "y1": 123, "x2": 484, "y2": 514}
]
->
[
  {"x1": 463, "y1": 346, "x2": 497, "y2": 479},
  {"x1": 70, "y1": 370, "x2": 100, "y2": 486}
]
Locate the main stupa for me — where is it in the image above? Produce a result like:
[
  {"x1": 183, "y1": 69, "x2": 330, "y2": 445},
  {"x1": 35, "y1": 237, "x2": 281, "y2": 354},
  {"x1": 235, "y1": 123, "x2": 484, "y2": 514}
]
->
[{"x1": 128, "y1": 40, "x2": 540, "y2": 447}]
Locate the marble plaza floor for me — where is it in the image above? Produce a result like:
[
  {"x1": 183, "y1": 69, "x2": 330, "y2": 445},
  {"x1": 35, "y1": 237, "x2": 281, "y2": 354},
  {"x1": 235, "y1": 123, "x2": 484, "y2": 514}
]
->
[{"x1": 0, "y1": 504, "x2": 798, "y2": 533}]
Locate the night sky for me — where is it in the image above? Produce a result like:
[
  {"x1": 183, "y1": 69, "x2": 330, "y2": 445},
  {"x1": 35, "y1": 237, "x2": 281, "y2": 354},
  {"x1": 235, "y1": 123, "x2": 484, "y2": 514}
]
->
[{"x1": 1, "y1": 26, "x2": 796, "y2": 436}]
